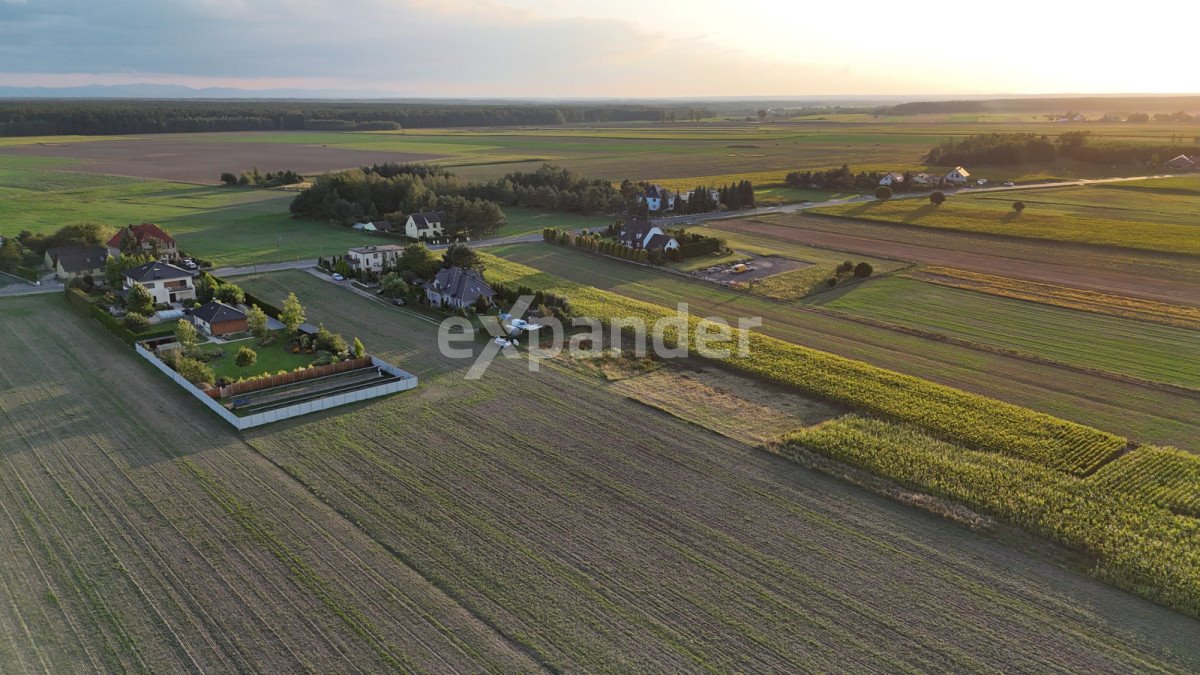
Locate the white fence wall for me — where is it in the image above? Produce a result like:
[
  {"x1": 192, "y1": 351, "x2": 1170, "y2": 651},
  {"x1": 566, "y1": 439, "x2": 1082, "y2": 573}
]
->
[{"x1": 134, "y1": 344, "x2": 418, "y2": 430}]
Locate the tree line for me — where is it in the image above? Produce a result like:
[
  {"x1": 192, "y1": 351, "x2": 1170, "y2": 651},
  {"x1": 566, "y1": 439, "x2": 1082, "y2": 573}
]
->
[
  {"x1": 220, "y1": 168, "x2": 303, "y2": 187},
  {"x1": 786, "y1": 166, "x2": 898, "y2": 191},
  {"x1": 925, "y1": 132, "x2": 1200, "y2": 166},
  {"x1": 0, "y1": 100, "x2": 708, "y2": 136},
  {"x1": 880, "y1": 96, "x2": 1200, "y2": 115}
]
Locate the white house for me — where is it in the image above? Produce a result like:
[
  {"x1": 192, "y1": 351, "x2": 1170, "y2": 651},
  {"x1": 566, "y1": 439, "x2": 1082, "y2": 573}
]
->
[
  {"x1": 878, "y1": 172, "x2": 905, "y2": 187},
  {"x1": 123, "y1": 261, "x2": 196, "y2": 305},
  {"x1": 640, "y1": 185, "x2": 676, "y2": 212},
  {"x1": 944, "y1": 166, "x2": 971, "y2": 185},
  {"x1": 405, "y1": 212, "x2": 446, "y2": 240},
  {"x1": 346, "y1": 244, "x2": 404, "y2": 272},
  {"x1": 616, "y1": 219, "x2": 679, "y2": 251}
]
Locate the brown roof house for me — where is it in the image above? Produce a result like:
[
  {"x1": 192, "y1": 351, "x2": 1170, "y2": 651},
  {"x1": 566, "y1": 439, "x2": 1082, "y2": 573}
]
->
[
  {"x1": 107, "y1": 223, "x2": 179, "y2": 261},
  {"x1": 191, "y1": 301, "x2": 248, "y2": 336},
  {"x1": 425, "y1": 266, "x2": 495, "y2": 310},
  {"x1": 44, "y1": 245, "x2": 109, "y2": 281}
]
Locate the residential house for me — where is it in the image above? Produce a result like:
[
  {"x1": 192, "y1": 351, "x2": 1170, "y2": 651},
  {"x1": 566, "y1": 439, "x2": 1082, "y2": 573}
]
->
[
  {"x1": 911, "y1": 172, "x2": 938, "y2": 187},
  {"x1": 44, "y1": 245, "x2": 108, "y2": 281},
  {"x1": 944, "y1": 166, "x2": 971, "y2": 185},
  {"x1": 124, "y1": 261, "x2": 196, "y2": 305},
  {"x1": 640, "y1": 185, "x2": 676, "y2": 212},
  {"x1": 425, "y1": 266, "x2": 495, "y2": 309},
  {"x1": 616, "y1": 219, "x2": 679, "y2": 251},
  {"x1": 678, "y1": 188, "x2": 721, "y2": 204},
  {"x1": 405, "y1": 211, "x2": 446, "y2": 240},
  {"x1": 191, "y1": 301, "x2": 248, "y2": 336},
  {"x1": 107, "y1": 223, "x2": 179, "y2": 261},
  {"x1": 1165, "y1": 154, "x2": 1197, "y2": 170},
  {"x1": 878, "y1": 172, "x2": 906, "y2": 187},
  {"x1": 346, "y1": 244, "x2": 404, "y2": 272}
]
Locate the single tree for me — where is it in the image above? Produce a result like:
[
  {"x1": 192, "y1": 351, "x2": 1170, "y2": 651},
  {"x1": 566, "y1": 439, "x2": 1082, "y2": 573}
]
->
[
  {"x1": 875, "y1": 186, "x2": 893, "y2": 201},
  {"x1": 246, "y1": 304, "x2": 269, "y2": 343},
  {"x1": 352, "y1": 337, "x2": 365, "y2": 359},
  {"x1": 380, "y1": 272, "x2": 409, "y2": 299},
  {"x1": 279, "y1": 292, "x2": 305, "y2": 334},
  {"x1": 126, "y1": 282, "x2": 155, "y2": 316},
  {"x1": 175, "y1": 357, "x2": 215, "y2": 388},
  {"x1": 853, "y1": 262, "x2": 874, "y2": 278},
  {"x1": 1012, "y1": 201, "x2": 1026, "y2": 215},
  {"x1": 235, "y1": 346, "x2": 257, "y2": 368},
  {"x1": 398, "y1": 243, "x2": 440, "y2": 279},
  {"x1": 174, "y1": 318, "x2": 200, "y2": 352},
  {"x1": 930, "y1": 191, "x2": 946, "y2": 206},
  {"x1": 442, "y1": 243, "x2": 483, "y2": 271},
  {"x1": 214, "y1": 283, "x2": 245, "y2": 305}
]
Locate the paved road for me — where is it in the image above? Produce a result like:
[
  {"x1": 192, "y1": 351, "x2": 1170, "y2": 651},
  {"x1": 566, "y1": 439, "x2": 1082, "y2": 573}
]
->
[{"x1": 649, "y1": 173, "x2": 1178, "y2": 228}]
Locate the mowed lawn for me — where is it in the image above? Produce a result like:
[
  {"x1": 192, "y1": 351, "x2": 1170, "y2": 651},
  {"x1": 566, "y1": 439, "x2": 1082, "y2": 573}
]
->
[
  {"x1": 226, "y1": 270, "x2": 1200, "y2": 672},
  {"x1": 497, "y1": 206, "x2": 615, "y2": 237},
  {"x1": 814, "y1": 276, "x2": 1200, "y2": 389},
  {"x1": 487, "y1": 242, "x2": 1200, "y2": 449},
  {"x1": 813, "y1": 177, "x2": 1200, "y2": 255},
  {"x1": 204, "y1": 336, "x2": 316, "y2": 381}
]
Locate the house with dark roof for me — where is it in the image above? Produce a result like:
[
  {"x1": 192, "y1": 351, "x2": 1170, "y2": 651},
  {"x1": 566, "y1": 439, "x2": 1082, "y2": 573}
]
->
[
  {"x1": 43, "y1": 245, "x2": 109, "y2": 281},
  {"x1": 107, "y1": 223, "x2": 178, "y2": 261},
  {"x1": 404, "y1": 211, "x2": 447, "y2": 240},
  {"x1": 425, "y1": 266, "x2": 495, "y2": 309},
  {"x1": 191, "y1": 301, "x2": 248, "y2": 336},
  {"x1": 123, "y1": 261, "x2": 196, "y2": 305},
  {"x1": 346, "y1": 244, "x2": 404, "y2": 272},
  {"x1": 616, "y1": 219, "x2": 679, "y2": 252},
  {"x1": 639, "y1": 185, "x2": 676, "y2": 212}
]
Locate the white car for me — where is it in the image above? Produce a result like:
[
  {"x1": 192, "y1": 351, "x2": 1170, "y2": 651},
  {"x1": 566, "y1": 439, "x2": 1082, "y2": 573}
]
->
[
  {"x1": 181, "y1": 259, "x2": 198, "y2": 270},
  {"x1": 331, "y1": 273, "x2": 345, "y2": 281},
  {"x1": 1003, "y1": 181, "x2": 1015, "y2": 187}
]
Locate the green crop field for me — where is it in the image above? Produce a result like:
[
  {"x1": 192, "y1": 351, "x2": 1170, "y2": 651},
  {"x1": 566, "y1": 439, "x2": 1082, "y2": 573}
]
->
[
  {"x1": 813, "y1": 177, "x2": 1200, "y2": 255},
  {"x1": 487, "y1": 243, "x2": 1200, "y2": 450},
  {"x1": 816, "y1": 276, "x2": 1200, "y2": 389}
]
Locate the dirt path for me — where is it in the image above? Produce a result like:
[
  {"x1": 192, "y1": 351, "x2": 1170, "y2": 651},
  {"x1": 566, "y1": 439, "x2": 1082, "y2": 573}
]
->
[{"x1": 710, "y1": 214, "x2": 1200, "y2": 307}]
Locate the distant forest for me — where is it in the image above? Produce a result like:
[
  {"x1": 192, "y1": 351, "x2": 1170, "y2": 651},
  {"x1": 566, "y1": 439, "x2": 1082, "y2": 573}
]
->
[
  {"x1": 0, "y1": 100, "x2": 712, "y2": 136},
  {"x1": 925, "y1": 131, "x2": 1200, "y2": 166},
  {"x1": 882, "y1": 96, "x2": 1200, "y2": 116}
]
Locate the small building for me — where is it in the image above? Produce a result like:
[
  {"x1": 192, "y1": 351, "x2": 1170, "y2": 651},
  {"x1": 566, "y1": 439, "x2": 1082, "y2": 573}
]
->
[
  {"x1": 1165, "y1": 154, "x2": 1196, "y2": 169},
  {"x1": 44, "y1": 245, "x2": 108, "y2": 281},
  {"x1": 640, "y1": 185, "x2": 676, "y2": 212},
  {"x1": 911, "y1": 172, "x2": 937, "y2": 187},
  {"x1": 124, "y1": 261, "x2": 196, "y2": 305},
  {"x1": 944, "y1": 166, "x2": 971, "y2": 185},
  {"x1": 425, "y1": 266, "x2": 495, "y2": 309},
  {"x1": 878, "y1": 172, "x2": 905, "y2": 187},
  {"x1": 191, "y1": 301, "x2": 248, "y2": 336},
  {"x1": 346, "y1": 244, "x2": 404, "y2": 272},
  {"x1": 352, "y1": 221, "x2": 378, "y2": 232},
  {"x1": 616, "y1": 219, "x2": 678, "y2": 251},
  {"x1": 107, "y1": 223, "x2": 179, "y2": 261},
  {"x1": 405, "y1": 212, "x2": 446, "y2": 240}
]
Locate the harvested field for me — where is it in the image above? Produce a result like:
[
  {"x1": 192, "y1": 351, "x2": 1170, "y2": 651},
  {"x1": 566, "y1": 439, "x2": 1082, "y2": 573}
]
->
[
  {"x1": 691, "y1": 254, "x2": 810, "y2": 282},
  {"x1": 0, "y1": 295, "x2": 539, "y2": 672},
  {"x1": 708, "y1": 213, "x2": 1200, "y2": 306},
  {"x1": 0, "y1": 135, "x2": 444, "y2": 184},
  {"x1": 228, "y1": 270, "x2": 1200, "y2": 672},
  {"x1": 489, "y1": 243, "x2": 1200, "y2": 450}
]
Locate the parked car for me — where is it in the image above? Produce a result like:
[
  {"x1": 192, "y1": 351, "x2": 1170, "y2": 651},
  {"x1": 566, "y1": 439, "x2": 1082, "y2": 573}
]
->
[
  {"x1": 1003, "y1": 181, "x2": 1015, "y2": 187},
  {"x1": 392, "y1": 297, "x2": 407, "y2": 307},
  {"x1": 331, "y1": 273, "x2": 345, "y2": 281},
  {"x1": 181, "y1": 258, "x2": 198, "y2": 270}
]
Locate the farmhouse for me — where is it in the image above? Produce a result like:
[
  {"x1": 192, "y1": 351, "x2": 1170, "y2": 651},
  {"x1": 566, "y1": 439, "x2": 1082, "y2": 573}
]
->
[
  {"x1": 425, "y1": 266, "x2": 495, "y2": 309},
  {"x1": 124, "y1": 260, "x2": 196, "y2": 305},
  {"x1": 617, "y1": 219, "x2": 679, "y2": 251},
  {"x1": 44, "y1": 245, "x2": 108, "y2": 281},
  {"x1": 1165, "y1": 154, "x2": 1197, "y2": 170},
  {"x1": 878, "y1": 172, "x2": 905, "y2": 187},
  {"x1": 944, "y1": 166, "x2": 971, "y2": 184},
  {"x1": 640, "y1": 185, "x2": 676, "y2": 212},
  {"x1": 191, "y1": 301, "x2": 248, "y2": 336},
  {"x1": 346, "y1": 244, "x2": 404, "y2": 272},
  {"x1": 107, "y1": 223, "x2": 179, "y2": 261},
  {"x1": 405, "y1": 211, "x2": 446, "y2": 239}
]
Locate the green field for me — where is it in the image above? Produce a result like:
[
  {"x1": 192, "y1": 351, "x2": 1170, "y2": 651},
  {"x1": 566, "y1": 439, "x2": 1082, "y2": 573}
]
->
[
  {"x1": 487, "y1": 242, "x2": 1200, "y2": 449},
  {"x1": 817, "y1": 276, "x2": 1200, "y2": 389},
  {"x1": 814, "y1": 176, "x2": 1200, "y2": 255},
  {"x1": 204, "y1": 336, "x2": 316, "y2": 381},
  {"x1": 496, "y1": 206, "x2": 615, "y2": 237}
]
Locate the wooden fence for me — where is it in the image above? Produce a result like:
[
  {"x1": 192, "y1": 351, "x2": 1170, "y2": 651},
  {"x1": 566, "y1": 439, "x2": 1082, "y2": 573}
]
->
[{"x1": 207, "y1": 357, "x2": 374, "y2": 398}]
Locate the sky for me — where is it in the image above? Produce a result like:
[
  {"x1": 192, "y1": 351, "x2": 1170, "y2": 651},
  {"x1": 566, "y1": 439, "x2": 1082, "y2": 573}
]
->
[{"x1": 0, "y1": 0, "x2": 1195, "y2": 97}]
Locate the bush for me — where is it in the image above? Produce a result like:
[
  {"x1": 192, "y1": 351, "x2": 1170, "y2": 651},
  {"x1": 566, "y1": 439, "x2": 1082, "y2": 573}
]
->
[
  {"x1": 874, "y1": 186, "x2": 893, "y2": 201},
  {"x1": 1013, "y1": 200, "x2": 1026, "y2": 214},
  {"x1": 826, "y1": 277, "x2": 838, "y2": 288},
  {"x1": 930, "y1": 191, "x2": 946, "y2": 205},
  {"x1": 174, "y1": 354, "x2": 215, "y2": 388},
  {"x1": 836, "y1": 260, "x2": 854, "y2": 275},
  {"x1": 853, "y1": 262, "x2": 874, "y2": 278},
  {"x1": 123, "y1": 313, "x2": 150, "y2": 332},
  {"x1": 235, "y1": 346, "x2": 257, "y2": 368}
]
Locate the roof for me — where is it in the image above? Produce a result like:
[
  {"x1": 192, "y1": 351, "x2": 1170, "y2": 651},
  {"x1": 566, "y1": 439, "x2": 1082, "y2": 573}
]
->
[
  {"x1": 192, "y1": 301, "x2": 246, "y2": 325},
  {"x1": 408, "y1": 211, "x2": 445, "y2": 230},
  {"x1": 1166, "y1": 154, "x2": 1195, "y2": 165},
  {"x1": 644, "y1": 233, "x2": 675, "y2": 250},
  {"x1": 107, "y1": 223, "x2": 175, "y2": 249},
  {"x1": 949, "y1": 166, "x2": 971, "y2": 177},
  {"x1": 349, "y1": 244, "x2": 404, "y2": 254},
  {"x1": 643, "y1": 184, "x2": 672, "y2": 200},
  {"x1": 618, "y1": 219, "x2": 654, "y2": 243},
  {"x1": 430, "y1": 266, "x2": 495, "y2": 302},
  {"x1": 49, "y1": 245, "x2": 108, "y2": 273},
  {"x1": 124, "y1": 260, "x2": 193, "y2": 283}
]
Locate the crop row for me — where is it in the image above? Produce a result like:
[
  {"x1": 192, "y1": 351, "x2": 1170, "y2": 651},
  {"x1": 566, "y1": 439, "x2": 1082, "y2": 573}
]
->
[
  {"x1": 779, "y1": 416, "x2": 1200, "y2": 620},
  {"x1": 1091, "y1": 446, "x2": 1200, "y2": 517},
  {"x1": 481, "y1": 253, "x2": 1127, "y2": 474}
]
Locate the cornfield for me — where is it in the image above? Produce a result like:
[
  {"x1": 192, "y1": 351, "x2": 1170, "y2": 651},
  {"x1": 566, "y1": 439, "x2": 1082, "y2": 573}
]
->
[{"x1": 1092, "y1": 446, "x2": 1200, "y2": 517}]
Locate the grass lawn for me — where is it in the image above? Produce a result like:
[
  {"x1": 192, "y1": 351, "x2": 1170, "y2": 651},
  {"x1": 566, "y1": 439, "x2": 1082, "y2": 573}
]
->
[
  {"x1": 812, "y1": 178, "x2": 1200, "y2": 255},
  {"x1": 204, "y1": 335, "x2": 315, "y2": 381},
  {"x1": 497, "y1": 206, "x2": 616, "y2": 237}
]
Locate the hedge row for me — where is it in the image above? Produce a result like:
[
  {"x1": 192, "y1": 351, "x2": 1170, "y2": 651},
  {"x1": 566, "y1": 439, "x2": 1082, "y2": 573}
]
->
[{"x1": 65, "y1": 288, "x2": 173, "y2": 346}]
